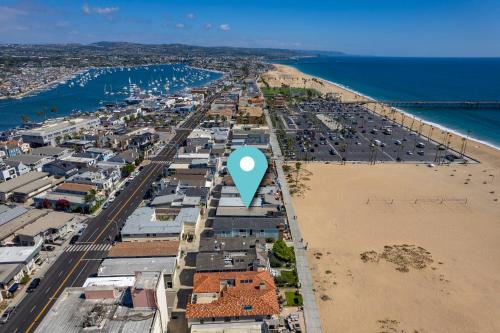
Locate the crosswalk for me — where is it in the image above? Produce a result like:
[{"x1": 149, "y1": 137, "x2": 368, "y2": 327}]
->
[{"x1": 65, "y1": 243, "x2": 112, "y2": 253}]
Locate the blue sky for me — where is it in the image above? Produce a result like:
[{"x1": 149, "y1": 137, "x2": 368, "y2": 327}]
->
[{"x1": 1, "y1": 0, "x2": 499, "y2": 56}]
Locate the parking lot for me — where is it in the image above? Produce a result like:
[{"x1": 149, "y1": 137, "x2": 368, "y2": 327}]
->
[{"x1": 276, "y1": 100, "x2": 468, "y2": 163}]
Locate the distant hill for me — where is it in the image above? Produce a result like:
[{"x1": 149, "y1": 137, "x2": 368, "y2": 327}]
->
[{"x1": 0, "y1": 41, "x2": 345, "y2": 60}]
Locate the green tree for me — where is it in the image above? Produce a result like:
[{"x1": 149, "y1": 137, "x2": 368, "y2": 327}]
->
[
  {"x1": 272, "y1": 240, "x2": 295, "y2": 262},
  {"x1": 121, "y1": 163, "x2": 135, "y2": 177},
  {"x1": 84, "y1": 188, "x2": 97, "y2": 203},
  {"x1": 294, "y1": 162, "x2": 302, "y2": 187}
]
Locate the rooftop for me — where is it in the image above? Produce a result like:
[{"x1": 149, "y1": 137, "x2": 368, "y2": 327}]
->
[
  {"x1": 0, "y1": 209, "x2": 48, "y2": 242},
  {"x1": 218, "y1": 197, "x2": 262, "y2": 207},
  {"x1": 0, "y1": 241, "x2": 41, "y2": 264},
  {"x1": 199, "y1": 237, "x2": 266, "y2": 253},
  {"x1": 186, "y1": 271, "x2": 279, "y2": 319},
  {"x1": 212, "y1": 217, "x2": 285, "y2": 230},
  {"x1": 0, "y1": 171, "x2": 48, "y2": 193},
  {"x1": 108, "y1": 240, "x2": 180, "y2": 258},
  {"x1": 15, "y1": 211, "x2": 76, "y2": 237},
  {"x1": 38, "y1": 192, "x2": 86, "y2": 205},
  {"x1": 83, "y1": 276, "x2": 136, "y2": 289},
  {"x1": 6, "y1": 154, "x2": 49, "y2": 166},
  {"x1": 215, "y1": 206, "x2": 279, "y2": 217},
  {"x1": 13, "y1": 176, "x2": 63, "y2": 195},
  {"x1": 31, "y1": 146, "x2": 70, "y2": 157},
  {"x1": 98, "y1": 257, "x2": 177, "y2": 277},
  {"x1": 0, "y1": 205, "x2": 28, "y2": 227},
  {"x1": 121, "y1": 207, "x2": 182, "y2": 236},
  {"x1": 33, "y1": 287, "x2": 158, "y2": 333},
  {"x1": 56, "y1": 182, "x2": 95, "y2": 193},
  {"x1": 20, "y1": 117, "x2": 97, "y2": 136}
]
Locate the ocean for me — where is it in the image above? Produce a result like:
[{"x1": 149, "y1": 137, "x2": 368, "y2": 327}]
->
[
  {"x1": 0, "y1": 64, "x2": 222, "y2": 131},
  {"x1": 279, "y1": 56, "x2": 500, "y2": 148}
]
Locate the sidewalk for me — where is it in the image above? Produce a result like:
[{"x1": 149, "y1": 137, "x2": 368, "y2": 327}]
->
[
  {"x1": 5, "y1": 222, "x2": 83, "y2": 309},
  {"x1": 265, "y1": 107, "x2": 323, "y2": 333}
]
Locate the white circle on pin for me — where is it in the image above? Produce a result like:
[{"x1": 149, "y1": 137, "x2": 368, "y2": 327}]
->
[{"x1": 240, "y1": 156, "x2": 255, "y2": 172}]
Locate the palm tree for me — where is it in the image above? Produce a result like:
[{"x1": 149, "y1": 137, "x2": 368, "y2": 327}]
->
[{"x1": 294, "y1": 162, "x2": 302, "y2": 187}]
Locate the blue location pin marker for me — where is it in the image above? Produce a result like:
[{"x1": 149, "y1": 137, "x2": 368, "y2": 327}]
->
[{"x1": 227, "y1": 146, "x2": 268, "y2": 208}]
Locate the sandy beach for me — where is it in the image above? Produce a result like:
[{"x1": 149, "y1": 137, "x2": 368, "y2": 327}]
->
[
  {"x1": 261, "y1": 64, "x2": 500, "y2": 332},
  {"x1": 261, "y1": 64, "x2": 500, "y2": 168}
]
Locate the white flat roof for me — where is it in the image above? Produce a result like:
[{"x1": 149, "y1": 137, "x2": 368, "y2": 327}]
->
[
  {"x1": 98, "y1": 257, "x2": 177, "y2": 277},
  {"x1": 0, "y1": 241, "x2": 41, "y2": 264},
  {"x1": 83, "y1": 276, "x2": 136, "y2": 288}
]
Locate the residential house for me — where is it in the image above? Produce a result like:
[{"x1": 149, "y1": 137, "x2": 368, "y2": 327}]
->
[
  {"x1": 186, "y1": 271, "x2": 279, "y2": 326},
  {"x1": 6, "y1": 154, "x2": 53, "y2": 171},
  {"x1": 34, "y1": 183, "x2": 96, "y2": 212},
  {"x1": 211, "y1": 217, "x2": 285, "y2": 240},
  {"x1": 30, "y1": 146, "x2": 73, "y2": 159},
  {"x1": 67, "y1": 167, "x2": 120, "y2": 193},
  {"x1": 42, "y1": 160, "x2": 78, "y2": 178},
  {"x1": 0, "y1": 241, "x2": 42, "y2": 293},
  {"x1": 196, "y1": 237, "x2": 269, "y2": 273}
]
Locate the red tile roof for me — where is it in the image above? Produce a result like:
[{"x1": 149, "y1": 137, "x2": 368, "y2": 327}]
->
[
  {"x1": 186, "y1": 271, "x2": 279, "y2": 319},
  {"x1": 108, "y1": 241, "x2": 180, "y2": 258}
]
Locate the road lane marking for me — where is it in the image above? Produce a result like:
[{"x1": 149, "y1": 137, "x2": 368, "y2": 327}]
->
[
  {"x1": 30, "y1": 305, "x2": 36, "y2": 313},
  {"x1": 25, "y1": 112, "x2": 202, "y2": 333},
  {"x1": 25, "y1": 150, "x2": 162, "y2": 332}
]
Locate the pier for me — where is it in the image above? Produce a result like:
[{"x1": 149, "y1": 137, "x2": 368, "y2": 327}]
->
[{"x1": 339, "y1": 100, "x2": 500, "y2": 109}]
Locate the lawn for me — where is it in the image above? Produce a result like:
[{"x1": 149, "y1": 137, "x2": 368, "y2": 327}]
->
[
  {"x1": 275, "y1": 269, "x2": 299, "y2": 288},
  {"x1": 285, "y1": 291, "x2": 304, "y2": 306}
]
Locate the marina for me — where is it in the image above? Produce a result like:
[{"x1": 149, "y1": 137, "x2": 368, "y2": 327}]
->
[{"x1": 0, "y1": 64, "x2": 222, "y2": 131}]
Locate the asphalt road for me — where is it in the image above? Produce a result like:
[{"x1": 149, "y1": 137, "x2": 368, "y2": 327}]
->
[{"x1": 1, "y1": 102, "x2": 211, "y2": 333}]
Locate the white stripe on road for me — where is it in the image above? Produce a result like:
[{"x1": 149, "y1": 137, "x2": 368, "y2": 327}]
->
[{"x1": 65, "y1": 243, "x2": 111, "y2": 252}]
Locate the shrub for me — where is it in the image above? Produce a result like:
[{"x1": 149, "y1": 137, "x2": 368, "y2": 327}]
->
[
  {"x1": 272, "y1": 240, "x2": 295, "y2": 262},
  {"x1": 285, "y1": 291, "x2": 304, "y2": 306},
  {"x1": 269, "y1": 256, "x2": 282, "y2": 268},
  {"x1": 20, "y1": 274, "x2": 30, "y2": 285}
]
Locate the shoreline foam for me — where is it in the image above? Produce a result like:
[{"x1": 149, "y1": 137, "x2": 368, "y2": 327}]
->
[
  {"x1": 318, "y1": 76, "x2": 500, "y2": 151},
  {"x1": 273, "y1": 63, "x2": 500, "y2": 152}
]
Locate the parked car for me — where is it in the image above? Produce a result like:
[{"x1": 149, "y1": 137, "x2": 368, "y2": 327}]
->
[
  {"x1": 42, "y1": 245, "x2": 55, "y2": 251},
  {"x1": 0, "y1": 306, "x2": 16, "y2": 324},
  {"x1": 70, "y1": 235, "x2": 79, "y2": 244},
  {"x1": 26, "y1": 278, "x2": 41, "y2": 292}
]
